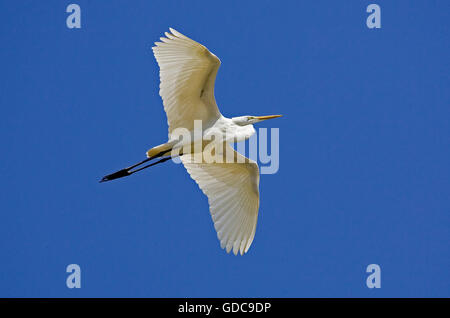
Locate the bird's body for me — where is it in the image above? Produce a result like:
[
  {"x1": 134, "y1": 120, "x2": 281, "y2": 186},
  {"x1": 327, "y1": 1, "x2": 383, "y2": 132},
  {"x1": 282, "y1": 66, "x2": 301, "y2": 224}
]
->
[
  {"x1": 148, "y1": 115, "x2": 257, "y2": 159},
  {"x1": 101, "y1": 28, "x2": 281, "y2": 255}
]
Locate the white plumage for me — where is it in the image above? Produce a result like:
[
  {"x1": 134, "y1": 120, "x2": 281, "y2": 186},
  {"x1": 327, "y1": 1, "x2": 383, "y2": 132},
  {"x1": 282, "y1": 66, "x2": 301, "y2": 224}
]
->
[
  {"x1": 181, "y1": 145, "x2": 260, "y2": 255},
  {"x1": 101, "y1": 28, "x2": 281, "y2": 255},
  {"x1": 152, "y1": 28, "x2": 221, "y2": 135},
  {"x1": 150, "y1": 28, "x2": 281, "y2": 255}
]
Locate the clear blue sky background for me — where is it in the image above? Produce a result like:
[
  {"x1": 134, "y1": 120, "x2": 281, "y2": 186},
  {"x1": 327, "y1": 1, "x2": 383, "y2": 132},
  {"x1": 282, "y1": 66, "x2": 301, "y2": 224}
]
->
[{"x1": 0, "y1": 1, "x2": 449, "y2": 297}]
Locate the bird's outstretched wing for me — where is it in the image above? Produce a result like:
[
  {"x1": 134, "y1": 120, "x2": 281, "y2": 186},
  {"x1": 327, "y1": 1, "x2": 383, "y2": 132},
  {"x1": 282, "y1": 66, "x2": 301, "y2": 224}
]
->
[
  {"x1": 181, "y1": 144, "x2": 260, "y2": 255},
  {"x1": 153, "y1": 28, "x2": 222, "y2": 135}
]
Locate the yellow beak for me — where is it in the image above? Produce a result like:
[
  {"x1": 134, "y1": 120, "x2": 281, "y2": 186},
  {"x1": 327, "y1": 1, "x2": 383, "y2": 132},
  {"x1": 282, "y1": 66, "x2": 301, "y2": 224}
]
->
[{"x1": 254, "y1": 115, "x2": 283, "y2": 121}]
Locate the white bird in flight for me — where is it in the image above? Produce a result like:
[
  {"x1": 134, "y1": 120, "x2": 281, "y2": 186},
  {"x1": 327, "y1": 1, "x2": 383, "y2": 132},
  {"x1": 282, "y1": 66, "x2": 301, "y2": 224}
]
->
[{"x1": 100, "y1": 28, "x2": 281, "y2": 255}]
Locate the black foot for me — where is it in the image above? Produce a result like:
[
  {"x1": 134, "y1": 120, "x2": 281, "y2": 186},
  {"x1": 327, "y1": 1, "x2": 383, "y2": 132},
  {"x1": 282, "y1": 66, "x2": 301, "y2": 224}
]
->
[{"x1": 99, "y1": 168, "x2": 131, "y2": 183}]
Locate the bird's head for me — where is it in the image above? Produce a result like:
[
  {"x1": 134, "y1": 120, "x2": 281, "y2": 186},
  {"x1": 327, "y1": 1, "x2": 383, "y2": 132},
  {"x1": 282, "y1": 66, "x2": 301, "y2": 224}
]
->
[{"x1": 232, "y1": 115, "x2": 282, "y2": 126}]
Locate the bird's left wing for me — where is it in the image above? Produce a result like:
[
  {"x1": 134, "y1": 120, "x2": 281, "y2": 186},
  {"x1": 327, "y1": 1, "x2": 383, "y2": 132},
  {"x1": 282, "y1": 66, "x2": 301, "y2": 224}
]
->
[
  {"x1": 181, "y1": 144, "x2": 260, "y2": 255},
  {"x1": 153, "y1": 28, "x2": 222, "y2": 135}
]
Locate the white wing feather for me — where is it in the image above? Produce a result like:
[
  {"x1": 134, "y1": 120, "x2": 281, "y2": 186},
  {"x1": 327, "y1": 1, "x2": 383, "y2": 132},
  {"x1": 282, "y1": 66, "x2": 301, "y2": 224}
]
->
[
  {"x1": 181, "y1": 145, "x2": 260, "y2": 255},
  {"x1": 152, "y1": 28, "x2": 221, "y2": 135}
]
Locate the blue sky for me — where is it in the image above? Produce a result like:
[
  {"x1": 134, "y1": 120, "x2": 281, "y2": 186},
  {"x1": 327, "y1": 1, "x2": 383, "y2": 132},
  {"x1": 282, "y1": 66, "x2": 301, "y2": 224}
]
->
[{"x1": 0, "y1": 0, "x2": 449, "y2": 297}]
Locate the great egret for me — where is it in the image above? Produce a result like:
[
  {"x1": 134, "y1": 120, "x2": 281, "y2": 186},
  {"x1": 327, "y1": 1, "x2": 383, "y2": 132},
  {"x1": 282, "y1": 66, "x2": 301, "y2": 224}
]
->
[{"x1": 100, "y1": 28, "x2": 281, "y2": 255}]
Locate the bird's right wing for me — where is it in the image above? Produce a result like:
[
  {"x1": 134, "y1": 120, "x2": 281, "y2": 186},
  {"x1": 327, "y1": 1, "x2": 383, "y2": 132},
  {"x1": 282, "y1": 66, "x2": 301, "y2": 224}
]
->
[
  {"x1": 181, "y1": 145, "x2": 260, "y2": 255},
  {"x1": 152, "y1": 28, "x2": 222, "y2": 135}
]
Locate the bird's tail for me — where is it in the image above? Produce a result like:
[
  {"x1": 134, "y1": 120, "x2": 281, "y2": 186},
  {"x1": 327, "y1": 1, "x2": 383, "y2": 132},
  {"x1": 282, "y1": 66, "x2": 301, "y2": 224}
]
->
[{"x1": 146, "y1": 141, "x2": 177, "y2": 158}]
